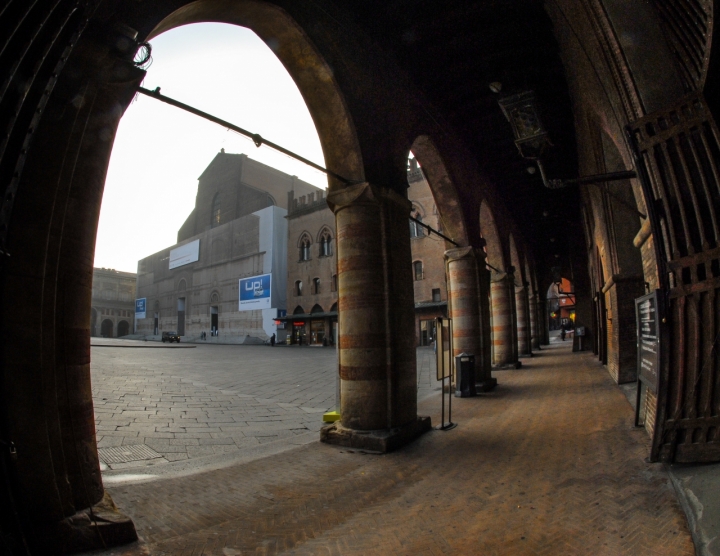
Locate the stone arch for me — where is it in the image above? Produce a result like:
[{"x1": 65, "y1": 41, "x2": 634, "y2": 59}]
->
[
  {"x1": 410, "y1": 136, "x2": 469, "y2": 247},
  {"x1": 311, "y1": 304, "x2": 323, "y2": 314},
  {"x1": 298, "y1": 232, "x2": 311, "y2": 261},
  {"x1": 316, "y1": 225, "x2": 333, "y2": 244},
  {"x1": 101, "y1": 319, "x2": 114, "y2": 338},
  {"x1": 297, "y1": 231, "x2": 312, "y2": 247},
  {"x1": 117, "y1": 321, "x2": 130, "y2": 337},
  {"x1": 293, "y1": 305, "x2": 305, "y2": 315},
  {"x1": 178, "y1": 278, "x2": 187, "y2": 292},
  {"x1": 149, "y1": 0, "x2": 365, "y2": 189},
  {"x1": 317, "y1": 226, "x2": 333, "y2": 257},
  {"x1": 410, "y1": 201, "x2": 426, "y2": 219}
]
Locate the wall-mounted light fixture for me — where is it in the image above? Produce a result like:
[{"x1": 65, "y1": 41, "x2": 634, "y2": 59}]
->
[
  {"x1": 498, "y1": 91, "x2": 552, "y2": 160},
  {"x1": 498, "y1": 90, "x2": 643, "y2": 217}
]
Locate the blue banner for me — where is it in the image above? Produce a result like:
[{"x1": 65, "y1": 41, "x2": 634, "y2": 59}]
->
[
  {"x1": 135, "y1": 298, "x2": 146, "y2": 319},
  {"x1": 239, "y1": 274, "x2": 272, "y2": 311}
]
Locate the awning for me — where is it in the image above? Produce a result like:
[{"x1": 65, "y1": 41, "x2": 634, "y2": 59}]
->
[
  {"x1": 414, "y1": 301, "x2": 448, "y2": 310},
  {"x1": 278, "y1": 311, "x2": 338, "y2": 321}
]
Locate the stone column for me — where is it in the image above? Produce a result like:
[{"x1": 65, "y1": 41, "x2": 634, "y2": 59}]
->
[
  {"x1": 537, "y1": 298, "x2": 550, "y2": 345},
  {"x1": 490, "y1": 269, "x2": 519, "y2": 367},
  {"x1": 529, "y1": 291, "x2": 541, "y2": 350},
  {"x1": 515, "y1": 281, "x2": 532, "y2": 356},
  {"x1": 322, "y1": 183, "x2": 431, "y2": 452},
  {"x1": 445, "y1": 247, "x2": 497, "y2": 391},
  {"x1": 478, "y1": 258, "x2": 494, "y2": 384}
]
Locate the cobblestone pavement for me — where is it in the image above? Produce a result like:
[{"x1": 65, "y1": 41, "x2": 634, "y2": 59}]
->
[
  {"x1": 92, "y1": 345, "x2": 440, "y2": 470},
  {"x1": 94, "y1": 342, "x2": 693, "y2": 555}
]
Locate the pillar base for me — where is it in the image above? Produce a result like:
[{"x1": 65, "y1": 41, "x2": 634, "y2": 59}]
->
[
  {"x1": 320, "y1": 416, "x2": 432, "y2": 453},
  {"x1": 476, "y1": 377, "x2": 498, "y2": 392},
  {"x1": 493, "y1": 361, "x2": 523, "y2": 370},
  {"x1": 39, "y1": 492, "x2": 137, "y2": 554}
]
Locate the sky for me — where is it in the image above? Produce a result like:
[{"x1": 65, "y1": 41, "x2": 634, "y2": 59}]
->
[{"x1": 93, "y1": 23, "x2": 327, "y2": 273}]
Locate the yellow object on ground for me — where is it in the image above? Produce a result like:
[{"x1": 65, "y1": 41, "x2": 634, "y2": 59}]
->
[{"x1": 323, "y1": 411, "x2": 341, "y2": 423}]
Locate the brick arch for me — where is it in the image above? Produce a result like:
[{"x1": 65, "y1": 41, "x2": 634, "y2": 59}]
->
[
  {"x1": 149, "y1": 0, "x2": 365, "y2": 189},
  {"x1": 509, "y1": 234, "x2": 521, "y2": 276},
  {"x1": 479, "y1": 200, "x2": 504, "y2": 270},
  {"x1": 410, "y1": 136, "x2": 469, "y2": 247}
]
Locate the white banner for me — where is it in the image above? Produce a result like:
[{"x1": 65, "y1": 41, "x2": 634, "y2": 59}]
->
[{"x1": 169, "y1": 239, "x2": 200, "y2": 269}]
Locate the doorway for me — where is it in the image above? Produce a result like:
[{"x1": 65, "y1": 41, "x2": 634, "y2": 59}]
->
[
  {"x1": 101, "y1": 319, "x2": 113, "y2": 338},
  {"x1": 211, "y1": 305, "x2": 218, "y2": 336},
  {"x1": 178, "y1": 297, "x2": 186, "y2": 336},
  {"x1": 420, "y1": 319, "x2": 437, "y2": 347}
]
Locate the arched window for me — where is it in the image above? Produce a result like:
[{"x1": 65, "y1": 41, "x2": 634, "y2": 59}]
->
[
  {"x1": 409, "y1": 209, "x2": 425, "y2": 237},
  {"x1": 295, "y1": 280, "x2": 303, "y2": 296},
  {"x1": 319, "y1": 229, "x2": 333, "y2": 257},
  {"x1": 413, "y1": 260, "x2": 424, "y2": 281},
  {"x1": 299, "y1": 234, "x2": 311, "y2": 261},
  {"x1": 293, "y1": 305, "x2": 305, "y2": 315},
  {"x1": 313, "y1": 277, "x2": 320, "y2": 294},
  {"x1": 211, "y1": 193, "x2": 222, "y2": 228}
]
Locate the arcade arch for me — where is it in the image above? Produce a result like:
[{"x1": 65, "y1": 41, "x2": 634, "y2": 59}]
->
[
  {"x1": 509, "y1": 235, "x2": 531, "y2": 357},
  {"x1": 3, "y1": 1, "x2": 719, "y2": 552},
  {"x1": 480, "y1": 200, "x2": 518, "y2": 367}
]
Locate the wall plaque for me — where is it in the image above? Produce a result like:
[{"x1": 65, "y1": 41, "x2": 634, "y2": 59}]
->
[{"x1": 635, "y1": 291, "x2": 660, "y2": 394}]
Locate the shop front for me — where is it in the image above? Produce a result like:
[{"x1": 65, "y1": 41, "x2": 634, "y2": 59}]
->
[{"x1": 280, "y1": 310, "x2": 338, "y2": 346}]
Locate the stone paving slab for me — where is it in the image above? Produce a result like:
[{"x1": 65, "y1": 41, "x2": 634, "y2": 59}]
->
[
  {"x1": 93, "y1": 342, "x2": 694, "y2": 555},
  {"x1": 92, "y1": 345, "x2": 440, "y2": 470}
]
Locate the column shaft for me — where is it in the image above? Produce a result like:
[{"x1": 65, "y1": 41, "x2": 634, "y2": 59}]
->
[
  {"x1": 328, "y1": 183, "x2": 417, "y2": 431},
  {"x1": 516, "y1": 286, "x2": 531, "y2": 355},
  {"x1": 530, "y1": 293, "x2": 541, "y2": 350},
  {"x1": 490, "y1": 271, "x2": 518, "y2": 366}
]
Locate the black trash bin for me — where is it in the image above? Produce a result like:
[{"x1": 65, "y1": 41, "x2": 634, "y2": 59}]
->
[{"x1": 455, "y1": 353, "x2": 477, "y2": 397}]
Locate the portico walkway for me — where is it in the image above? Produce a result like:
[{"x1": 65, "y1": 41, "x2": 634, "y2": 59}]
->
[{"x1": 96, "y1": 341, "x2": 693, "y2": 555}]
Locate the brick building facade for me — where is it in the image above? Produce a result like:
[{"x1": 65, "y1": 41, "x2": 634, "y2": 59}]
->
[{"x1": 283, "y1": 159, "x2": 447, "y2": 346}]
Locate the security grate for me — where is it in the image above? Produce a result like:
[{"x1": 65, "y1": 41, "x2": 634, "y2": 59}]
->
[{"x1": 98, "y1": 444, "x2": 162, "y2": 464}]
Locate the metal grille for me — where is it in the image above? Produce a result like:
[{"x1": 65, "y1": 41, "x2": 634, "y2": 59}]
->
[
  {"x1": 652, "y1": 0, "x2": 713, "y2": 90},
  {"x1": 98, "y1": 444, "x2": 162, "y2": 464},
  {"x1": 629, "y1": 92, "x2": 720, "y2": 463}
]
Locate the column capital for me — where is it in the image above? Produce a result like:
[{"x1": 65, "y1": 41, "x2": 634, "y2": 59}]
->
[
  {"x1": 444, "y1": 246, "x2": 475, "y2": 263},
  {"x1": 326, "y1": 182, "x2": 411, "y2": 214},
  {"x1": 490, "y1": 270, "x2": 509, "y2": 283}
]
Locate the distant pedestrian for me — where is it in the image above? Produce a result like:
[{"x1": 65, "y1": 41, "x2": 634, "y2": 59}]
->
[
  {"x1": 560, "y1": 322, "x2": 566, "y2": 341},
  {"x1": 270, "y1": 333, "x2": 276, "y2": 347}
]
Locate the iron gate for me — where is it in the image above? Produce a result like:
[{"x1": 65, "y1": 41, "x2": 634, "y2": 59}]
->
[{"x1": 629, "y1": 92, "x2": 720, "y2": 463}]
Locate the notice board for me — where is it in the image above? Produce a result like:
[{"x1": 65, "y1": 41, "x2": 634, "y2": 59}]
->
[{"x1": 635, "y1": 290, "x2": 661, "y2": 394}]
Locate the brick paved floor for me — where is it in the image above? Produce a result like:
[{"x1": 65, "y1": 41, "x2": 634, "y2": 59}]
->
[
  {"x1": 93, "y1": 342, "x2": 693, "y2": 555},
  {"x1": 92, "y1": 345, "x2": 440, "y2": 469}
]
